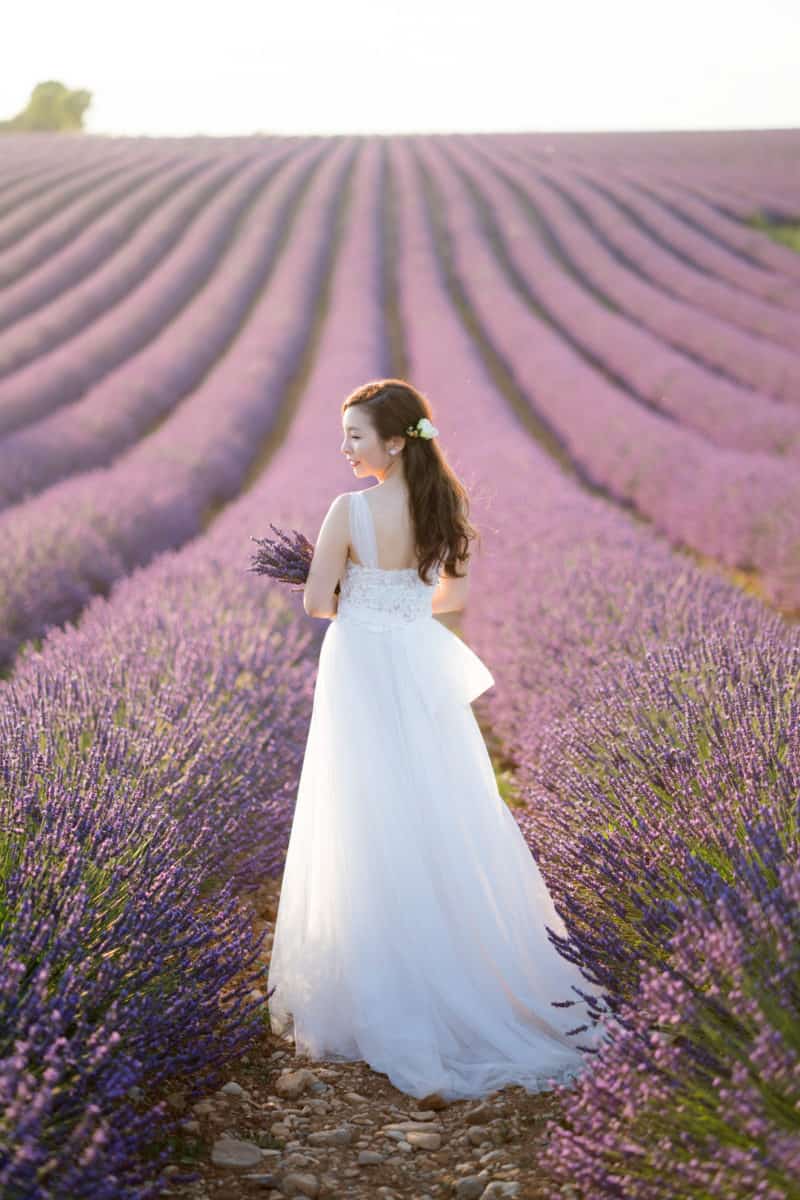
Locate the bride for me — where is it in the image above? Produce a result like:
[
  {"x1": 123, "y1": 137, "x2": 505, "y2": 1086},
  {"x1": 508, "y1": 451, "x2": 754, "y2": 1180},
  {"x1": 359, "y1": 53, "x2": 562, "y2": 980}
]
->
[{"x1": 266, "y1": 378, "x2": 610, "y2": 1101}]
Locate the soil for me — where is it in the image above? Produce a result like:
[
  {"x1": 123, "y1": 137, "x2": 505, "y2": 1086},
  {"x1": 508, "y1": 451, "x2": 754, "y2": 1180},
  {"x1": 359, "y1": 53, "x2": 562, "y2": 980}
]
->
[{"x1": 153, "y1": 876, "x2": 577, "y2": 1200}]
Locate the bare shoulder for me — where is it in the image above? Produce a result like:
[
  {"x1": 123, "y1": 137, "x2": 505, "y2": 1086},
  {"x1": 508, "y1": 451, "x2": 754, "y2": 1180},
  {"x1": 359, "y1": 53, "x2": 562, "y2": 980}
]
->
[
  {"x1": 327, "y1": 493, "x2": 351, "y2": 514},
  {"x1": 317, "y1": 493, "x2": 351, "y2": 531}
]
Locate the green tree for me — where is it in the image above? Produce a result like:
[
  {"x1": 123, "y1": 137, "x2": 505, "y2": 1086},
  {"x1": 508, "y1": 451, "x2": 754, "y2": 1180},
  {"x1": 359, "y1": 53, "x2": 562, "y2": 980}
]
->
[{"x1": 0, "y1": 81, "x2": 92, "y2": 132}]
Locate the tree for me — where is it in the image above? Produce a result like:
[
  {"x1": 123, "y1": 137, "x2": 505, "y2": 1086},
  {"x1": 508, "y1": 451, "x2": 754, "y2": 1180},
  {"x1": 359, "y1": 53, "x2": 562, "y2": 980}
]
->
[{"x1": 0, "y1": 81, "x2": 92, "y2": 132}]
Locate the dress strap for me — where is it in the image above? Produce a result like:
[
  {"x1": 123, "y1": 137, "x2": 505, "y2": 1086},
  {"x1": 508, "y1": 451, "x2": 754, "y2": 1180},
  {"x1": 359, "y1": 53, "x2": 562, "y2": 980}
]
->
[{"x1": 349, "y1": 490, "x2": 379, "y2": 568}]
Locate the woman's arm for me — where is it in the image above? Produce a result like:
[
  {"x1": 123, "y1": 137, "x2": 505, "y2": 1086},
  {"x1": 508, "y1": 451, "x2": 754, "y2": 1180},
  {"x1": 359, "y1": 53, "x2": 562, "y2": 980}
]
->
[
  {"x1": 432, "y1": 559, "x2": 470, "y2": 615},
  {"x1": 304, "y1": 495, "x2": 349, "y2": 619}
]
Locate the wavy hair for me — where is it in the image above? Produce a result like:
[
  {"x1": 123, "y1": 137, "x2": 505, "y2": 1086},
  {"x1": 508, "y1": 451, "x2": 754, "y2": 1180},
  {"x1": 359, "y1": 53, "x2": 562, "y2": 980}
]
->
[{"x1": 341, "y1": 379, "x2": 480, "y2": 584}]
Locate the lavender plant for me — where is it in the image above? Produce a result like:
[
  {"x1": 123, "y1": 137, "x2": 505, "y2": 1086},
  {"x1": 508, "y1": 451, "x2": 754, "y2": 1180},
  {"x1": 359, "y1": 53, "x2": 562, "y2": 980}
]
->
[
  {"x1": 0, "y1": 555, "x2": 316, "y2": 1198},
  {"x1": 248, "y1": 524, "x2": 340, "y2": 597},
  {"x1": 540, "y1": 837, "x2": 800, "y2": 1199},
  {"x1": 516, "y1": 618, "x2": 800, "y2": 1008},
  {"x1": 0, "y1": 140, "x2": 353, "y2": 670},
  {"x1": 0, "y1": 130, "x2": 389, "y2": 1196},
  {"x1": 249, "y1": 524, "x2": 314, "y2": 589},
  {"x1": 2, "y1": 124, "x2": 799, "y2": 1199}
]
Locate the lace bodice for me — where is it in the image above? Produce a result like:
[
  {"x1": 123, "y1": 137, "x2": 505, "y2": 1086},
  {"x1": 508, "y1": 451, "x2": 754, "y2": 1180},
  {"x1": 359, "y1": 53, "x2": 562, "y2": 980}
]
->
[{"x1": 337, "y1": 490, "x2": 441, "y2": 630}]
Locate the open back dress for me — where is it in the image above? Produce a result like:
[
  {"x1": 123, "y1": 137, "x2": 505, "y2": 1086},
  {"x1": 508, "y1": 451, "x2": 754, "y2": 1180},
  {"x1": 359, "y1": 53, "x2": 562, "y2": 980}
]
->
[{"x1": 266, "y1": 488, "x2": 610, "y2": 1100}]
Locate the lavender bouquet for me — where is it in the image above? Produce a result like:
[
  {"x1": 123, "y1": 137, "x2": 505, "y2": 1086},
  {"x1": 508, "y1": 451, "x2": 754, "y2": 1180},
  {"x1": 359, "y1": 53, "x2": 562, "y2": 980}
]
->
[{"x1": 249, "y1": 524, "x2": 341, "y2": 595}]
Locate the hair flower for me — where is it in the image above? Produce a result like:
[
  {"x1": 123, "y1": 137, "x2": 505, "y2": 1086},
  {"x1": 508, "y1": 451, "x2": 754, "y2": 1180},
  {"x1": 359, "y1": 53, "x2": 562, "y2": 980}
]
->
[{"x1": 406, "y1": 417, "x2": 439, "y2": 440}]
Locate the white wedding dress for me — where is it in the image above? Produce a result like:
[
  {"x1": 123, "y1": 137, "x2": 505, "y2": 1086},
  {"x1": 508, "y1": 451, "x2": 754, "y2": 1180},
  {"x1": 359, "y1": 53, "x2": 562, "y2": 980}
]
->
[{"x1": 267, "y1": 488, "x2": 611, "y2": 1100}]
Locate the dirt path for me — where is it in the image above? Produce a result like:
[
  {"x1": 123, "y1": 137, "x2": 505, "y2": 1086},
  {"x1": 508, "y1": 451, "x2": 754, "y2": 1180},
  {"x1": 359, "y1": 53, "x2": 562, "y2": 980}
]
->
[{"x1": 155, "y1": 876, "x2": 576, "y2": 1200}]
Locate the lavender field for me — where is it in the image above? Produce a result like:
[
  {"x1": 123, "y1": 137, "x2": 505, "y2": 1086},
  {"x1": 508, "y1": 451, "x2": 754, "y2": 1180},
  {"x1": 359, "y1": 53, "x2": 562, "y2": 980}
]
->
[{"x1": 2, "y1": 129, "x2": 799, "y2": 1199}]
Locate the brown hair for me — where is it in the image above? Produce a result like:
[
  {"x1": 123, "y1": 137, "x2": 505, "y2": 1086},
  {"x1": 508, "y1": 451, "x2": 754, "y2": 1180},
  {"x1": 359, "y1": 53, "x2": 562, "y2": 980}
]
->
[{"x1": 341, "y1": 378, "x2": 480, "y2": 584}]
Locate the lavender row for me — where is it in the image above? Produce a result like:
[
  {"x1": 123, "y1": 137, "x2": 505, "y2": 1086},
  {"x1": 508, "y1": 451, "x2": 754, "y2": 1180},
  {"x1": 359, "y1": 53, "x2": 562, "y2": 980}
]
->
[
  {"x1": 496, "y1": 128, "x2": 800, "y2": 212},
  {"x1": 0, "y1": 154, "x2": 228, "y2": 371},
  {"x1": 0, "y1": 140, "x2": 353, "y2": 669},
  {"x1": 388, "y1": 134, "x2": 799, "y2": 1196},
  {"x1": 4, "y1": 129, "x2": 797, "y2": 1192},
  {"x1": 0, "y1": 136, "x2": 393, "y2": 1197},
  {"x1": 543, "y1": 154, "x2": 800, "y2": 315},
  {"x1": 496, "y1": 144, "x2": 800, "y2": 402},
  {"x1": 582, "y1": 159, "x2": 800, "y2": 289},
  {"x1": 543, "y1": 849, "x2": 800, "y2": 1198},
  {"x1": 0, "y1": 143, "x2": 165, "y2": 260},
  {"x1": 445, "y1": 137, "x2": 800, "y2": 459},
  {"x1": 0, "y1": 145, "x2": 323, "y2": 501},
  {"x1": 0, "y1": 145, "x2": 298, "y2": 433},
  {"x1": 0, "y1": 150, "x2": 202, "y2": 303},
  {"x1": 555, "y1": 154, "x2": 800, "y2": 326},
  {"x1": 390, "y1": 131, "x2": 799, "y2": 847},
  {"x1": 0, "y1": 553, "x2": 316, "y2": 1200},
  {"x1": 527, "y1": 661, "x2": 799, "y2": 1197},
  {"x1": 413, "y1": 136, "x2": 800, "y2": 609},
  {"x1": 473, "y1": 135, "x2": 800, "y2": 410}
]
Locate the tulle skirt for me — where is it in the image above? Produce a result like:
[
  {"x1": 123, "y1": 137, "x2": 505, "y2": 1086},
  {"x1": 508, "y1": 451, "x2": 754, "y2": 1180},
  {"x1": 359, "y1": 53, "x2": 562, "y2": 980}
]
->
[{"x1": 266, "y1": 611, "x2": 610, "y2": 1100}]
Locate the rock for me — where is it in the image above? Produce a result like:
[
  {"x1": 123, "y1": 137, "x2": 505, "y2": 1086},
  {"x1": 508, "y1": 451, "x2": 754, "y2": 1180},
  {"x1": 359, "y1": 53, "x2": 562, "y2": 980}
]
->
[
  {"x1": 405, "y1": 1130, "x2": 442, "y2": 1150},
  {"x1": 210, "y1": 1135, "x2": 264, "y2": 1168},
  {"x1": 344, "y1": 1090, "x2": 369, "y2": 1103},
  {"x1": 381, "y1": 1120, "x2": 443, "y2": 1133},
  {"x1": 465, "y1": 1103, "x2": 494, "y2": 1125},
  {"x1": 480, "y1": 1183, "x2": 520, "y2": 1198},
  {"x1": 455, "y1": 1176, "x2": 490, "y2": 1199},
  {"x1": 357, "y1": 1150, "x2": 384, "y2": 1164},
  {"x1": 418, "y1": 1091, "x2": 448, "y2": 1110},
  {"x1": 283, "y1": 1152, "x2": 316, "y2": 1168},
  {"x1": 219, "y1": 1080, "x2": 248, "y2": 1098},
  {"x1": 408, "y1": 1108, "x2": 439, "y2": 1121},
  {"x1": 275, "y1": 1068, "x2": 319, "y2": 1100},
  {"x1": 281, "y1": 1170, "x2": 320, "y2": 1197},
  {"x1": 191, "y1": 1100, "x2": 215, "y2": 1117},
  {"x1": 306, "y1": 1125, "x2": 354, "y2": 1146},
  {"x1": 240, "y1": 1173, "x2": 279, "y2": 1188},
  {"x1": 467, "y1": 1125, "x2": 490, "y2": 1146}
]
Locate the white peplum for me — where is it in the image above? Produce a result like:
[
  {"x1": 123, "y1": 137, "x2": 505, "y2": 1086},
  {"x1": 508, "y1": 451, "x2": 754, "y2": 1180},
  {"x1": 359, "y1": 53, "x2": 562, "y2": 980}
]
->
[{"x1": 267, "y1": 488, "x2": 610, "y2": 1100}]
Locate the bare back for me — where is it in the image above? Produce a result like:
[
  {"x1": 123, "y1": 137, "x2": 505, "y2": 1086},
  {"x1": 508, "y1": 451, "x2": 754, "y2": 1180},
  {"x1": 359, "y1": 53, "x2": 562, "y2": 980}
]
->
[{"x1": 348, "y1": 486, "x2": 419, "y2": 572}]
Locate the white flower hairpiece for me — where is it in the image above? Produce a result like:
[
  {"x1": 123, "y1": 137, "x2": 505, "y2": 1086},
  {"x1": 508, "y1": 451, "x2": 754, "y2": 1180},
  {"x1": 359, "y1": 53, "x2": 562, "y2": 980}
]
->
[{"x1": 405, "y1": 417, "x2": 439, "y2": 440}]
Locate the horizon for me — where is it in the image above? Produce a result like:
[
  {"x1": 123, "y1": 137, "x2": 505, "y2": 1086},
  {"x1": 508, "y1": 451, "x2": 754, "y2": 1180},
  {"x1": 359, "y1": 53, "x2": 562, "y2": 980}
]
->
[{"x1": 2, "y1": 0, "x2": 798, "y2": 138}]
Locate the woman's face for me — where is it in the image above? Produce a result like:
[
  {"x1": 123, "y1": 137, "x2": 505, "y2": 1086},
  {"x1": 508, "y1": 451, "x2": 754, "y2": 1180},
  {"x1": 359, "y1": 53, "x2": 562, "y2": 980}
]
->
[{"x1": 341, "y1": 411, "x2": 395, "y2": 478}]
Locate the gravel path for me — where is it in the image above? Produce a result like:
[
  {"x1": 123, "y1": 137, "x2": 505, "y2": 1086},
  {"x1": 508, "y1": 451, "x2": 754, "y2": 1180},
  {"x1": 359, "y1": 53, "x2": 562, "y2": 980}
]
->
[{"x1": 155, "y1": 876, "x2": 576, "y2": 1200}]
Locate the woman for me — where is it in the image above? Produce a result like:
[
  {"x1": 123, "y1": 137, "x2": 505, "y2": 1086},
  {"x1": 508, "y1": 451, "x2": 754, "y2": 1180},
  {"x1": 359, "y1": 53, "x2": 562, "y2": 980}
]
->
[{"x1": 266, "y1": 379, "x2": 610, "y2": 1101}]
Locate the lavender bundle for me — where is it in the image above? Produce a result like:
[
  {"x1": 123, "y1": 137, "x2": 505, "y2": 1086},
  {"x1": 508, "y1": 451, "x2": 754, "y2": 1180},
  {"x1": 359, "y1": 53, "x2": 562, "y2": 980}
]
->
[
  {"x1": 249, "y1": 524, "x2": 340, "y2": 596},
  {"x1": 249, "y1": 524, "x2": 314, "y2": 590}
]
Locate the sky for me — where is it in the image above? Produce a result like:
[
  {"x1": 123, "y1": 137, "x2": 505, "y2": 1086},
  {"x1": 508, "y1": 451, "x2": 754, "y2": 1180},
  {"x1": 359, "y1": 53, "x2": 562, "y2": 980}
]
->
[{"x1": 2, "y1": 0, "x2": 798, "y2": 137}]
